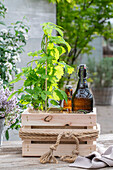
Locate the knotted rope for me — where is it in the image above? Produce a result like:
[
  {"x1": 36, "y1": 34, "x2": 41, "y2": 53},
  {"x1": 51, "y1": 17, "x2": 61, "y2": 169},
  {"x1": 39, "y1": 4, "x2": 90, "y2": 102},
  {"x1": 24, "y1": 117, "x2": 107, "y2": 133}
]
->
[
  {"x1": 40, "y1": 131, "x2": 79, "y2": 164},
  {"x1": 19, "y1": 128, "x2": 99, "y2": 164}
]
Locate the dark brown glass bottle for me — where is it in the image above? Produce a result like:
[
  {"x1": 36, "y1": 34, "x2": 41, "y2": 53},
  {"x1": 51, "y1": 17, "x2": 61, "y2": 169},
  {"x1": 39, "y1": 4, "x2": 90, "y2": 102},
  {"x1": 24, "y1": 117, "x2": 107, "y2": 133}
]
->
[
  {"x1": 63, "y1": 85, "x2": 73, "y2": 112},
  {"x1": 72, "y1": 64, "x2": 93, "y2": 113}
]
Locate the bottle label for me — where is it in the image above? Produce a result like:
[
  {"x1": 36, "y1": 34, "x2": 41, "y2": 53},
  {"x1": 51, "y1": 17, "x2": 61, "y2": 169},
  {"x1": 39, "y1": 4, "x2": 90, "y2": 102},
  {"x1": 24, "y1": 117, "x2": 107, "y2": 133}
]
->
[
  {"x1": 73, "y1": 105, "x2": 92, "y2": 112},
  {"x1": 72, "y1": 97, "x2": 93, "y2": 112}
]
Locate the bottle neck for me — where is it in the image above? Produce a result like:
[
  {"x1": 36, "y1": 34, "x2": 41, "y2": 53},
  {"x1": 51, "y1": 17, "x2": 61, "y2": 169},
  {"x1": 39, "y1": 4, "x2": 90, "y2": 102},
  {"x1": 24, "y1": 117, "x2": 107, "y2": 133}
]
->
[
  {"x1": 77, "y1": 78, "x2": 88, "y2": 89},
  {"x1": 77, "y1": 65, "x2": 88, "y2": 89}
]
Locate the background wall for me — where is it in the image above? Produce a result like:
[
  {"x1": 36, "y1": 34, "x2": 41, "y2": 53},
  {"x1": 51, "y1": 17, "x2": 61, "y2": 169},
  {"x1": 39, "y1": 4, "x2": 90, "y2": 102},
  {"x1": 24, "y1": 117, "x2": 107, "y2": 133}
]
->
[{"x1": 81, "y1": 36, "x2": 103, "y2": 63}]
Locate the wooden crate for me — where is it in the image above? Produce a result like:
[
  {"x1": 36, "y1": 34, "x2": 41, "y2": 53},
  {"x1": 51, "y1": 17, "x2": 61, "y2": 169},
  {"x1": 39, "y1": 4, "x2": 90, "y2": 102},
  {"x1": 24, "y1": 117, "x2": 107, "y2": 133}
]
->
[{"x1": 20, "y1": 108, "x2": 98, "y2": 157}]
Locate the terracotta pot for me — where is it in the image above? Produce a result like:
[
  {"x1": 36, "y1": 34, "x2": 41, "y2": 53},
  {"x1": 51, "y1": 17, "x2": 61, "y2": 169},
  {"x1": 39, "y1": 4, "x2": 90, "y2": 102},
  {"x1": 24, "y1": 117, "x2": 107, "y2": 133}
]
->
[
  {"x1": 0, "y1": 118, "x2": 4, "y2": 146},
  {"x1": 92, "y1": 87, "x2": 113, "y2": 105}
]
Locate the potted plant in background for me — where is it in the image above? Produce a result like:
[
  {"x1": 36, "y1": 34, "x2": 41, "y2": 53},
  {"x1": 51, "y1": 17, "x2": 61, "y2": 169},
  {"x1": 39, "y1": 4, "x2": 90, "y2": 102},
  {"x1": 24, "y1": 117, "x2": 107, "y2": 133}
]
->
[
  {"x1": 0, "y1": 86, "x2": 21, "y2": 145},
  {"x1": 8, "y1": 22, "x2": 74, "y2": 111},
  {"x1": 87, "y1": 57, "x2": 113, "y2": 105}
]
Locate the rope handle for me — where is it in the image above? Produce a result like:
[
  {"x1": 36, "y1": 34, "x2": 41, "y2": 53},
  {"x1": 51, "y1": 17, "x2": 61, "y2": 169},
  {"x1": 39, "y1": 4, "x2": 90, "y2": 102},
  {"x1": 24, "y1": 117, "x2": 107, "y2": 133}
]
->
[{"x1": 40, "y1": 131, "x2": 79, "y2": 164}]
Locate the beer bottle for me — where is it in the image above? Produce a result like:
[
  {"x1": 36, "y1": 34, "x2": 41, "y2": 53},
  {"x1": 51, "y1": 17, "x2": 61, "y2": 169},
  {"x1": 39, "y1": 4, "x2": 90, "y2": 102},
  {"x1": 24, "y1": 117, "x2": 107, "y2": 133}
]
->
[
  {"x1": 63, "y1": 85, "x2": 73, "y2": 112},
  {"x1": 72, "y1": 64, "x2": 93, "y2": 113}
]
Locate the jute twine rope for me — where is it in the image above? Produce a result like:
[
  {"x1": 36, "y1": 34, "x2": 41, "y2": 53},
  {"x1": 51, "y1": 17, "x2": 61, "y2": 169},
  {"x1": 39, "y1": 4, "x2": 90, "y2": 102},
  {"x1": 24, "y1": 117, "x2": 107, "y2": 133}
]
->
[
  {"x1": 19, "y1": 128, "x2": 98, "y2": 164},
  {"x1": 40, "y1": 131, "x2": 79, "y2": 164}
]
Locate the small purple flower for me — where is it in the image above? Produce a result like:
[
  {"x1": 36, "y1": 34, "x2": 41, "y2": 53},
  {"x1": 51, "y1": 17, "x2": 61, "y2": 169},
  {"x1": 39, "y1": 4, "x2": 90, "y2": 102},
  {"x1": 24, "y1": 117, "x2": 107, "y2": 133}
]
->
[{"x1": 0, "y1": 87, "x2": 21, "y2": 128}]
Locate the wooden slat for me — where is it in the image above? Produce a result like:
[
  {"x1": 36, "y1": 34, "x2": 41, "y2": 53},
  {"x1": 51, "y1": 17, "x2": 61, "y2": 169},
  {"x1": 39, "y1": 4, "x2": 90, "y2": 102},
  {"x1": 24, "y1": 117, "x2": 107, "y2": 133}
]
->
[
  {"x1": 87, "y1": 126, "x2": 93, "y2": 129},
  {"x1": 22, "y1": 112, "x2": 96, "y2": 127},
  {"x1": 87, "y1": 140, "x2": 94, "y2": 145},
  {"x1": 22, "y1": 142, "x2": 96, "y2": 156},
  {"x1": 23, "y1": 126, "x2": 31, "y2": 129}
]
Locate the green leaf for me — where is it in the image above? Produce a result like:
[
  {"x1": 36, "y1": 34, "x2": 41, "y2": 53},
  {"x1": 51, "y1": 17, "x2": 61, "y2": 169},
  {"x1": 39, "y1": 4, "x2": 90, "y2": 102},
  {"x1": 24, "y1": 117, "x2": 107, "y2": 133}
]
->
[
  {"x1": 47, "y1": 43, "x2": 54, "y2": 50},
  {"x1": 41, "y1": 92, "x2": 46, "y2": 100},
  {"x1": 54, "y1": 89, "x2": 64, "y2": 100},
  {"x1": 50, "y1": 99, "x2": 59, "y2": 106},
  {"x1": 41, "y1": 22, "x2": 63, "y2": 30},
  {"x1": 20, "y1": 100, "x2": 29, "y2": 105},
  {"x1": 9, "y1": 77, "x2": 21, "y2": 84},
  {"x1": 58, "y1": 89, "x2": 68, "y2": 102},
  {"x1": 10, "y1": 119, "x2": 19, "y2": 129},
  {"x1": 43, "y1": 26, "x2": 53, "y2": 35},
  {"x1": 52, "y1": 91, "x2": 60, "y2": 101},
  {"x1": 57, "y1": 46, "x2": 66, "y2": 56},
  {"x1": 15, "y1": 21, "x2": 23, "y2": 24},
  {"x1": 18, "y1": 87, "x2": 24, "y2": 94},
  {"x1": 22, "y1": 67, "x2": 30, "y2": 72},
  {"x1": 67, "y1": 65, "x2": 74, "y2": 74},
  {"x1": 54, "y1": 27, "x2": 63, "y2": 37},
  {"x1": 5, "y1": 130, "x2": 9, "y2": 140},
  {"x1": 54, "y1": 48, "x2": 59, "y2": 60},
  {"x1": 44, "y1": 91, "x2": 52, "y2": 95},
  {"x1": 28, "y1": 51, "x2": 38, "y2": 57},
  {"x1": 15, "y1": 72, "x2": 23, "y2": 78},
  {"x1": 0, "y1": 21, "x2": 6, "y2": 26},
  {"x1": 24, "y1": 80, "x2": 30, "y2": 87},
  {"x1": 55, "y1": 65, "x2": 64, "y2": 80},
  {"x1": 59, "y1": 61, "x2": 74, "y2": 74},
  {"x1": 41, "y1": 22, "x2": 63, "y2": 36},
  {"x1": 38, "y1": 55, "x2": 48, "y2": 63},
  {"x1": 7, "y1": 91, "x2": 17, "y2": 101},
  {"x1": 21, "y1": 94, "x2": 32, "y2": 101},
  {"x1": 41, "y1": 74, "x2": 48, "y2": 79},
  {"x1": 49, "y1": 36, "x2": 71, "y2": 53},
  {"x1": 25, "y1": 88, "x2": 34, "y2": 94},
  {"x1": 33, "y1": 93, "x2": 41, "y2": 99}
]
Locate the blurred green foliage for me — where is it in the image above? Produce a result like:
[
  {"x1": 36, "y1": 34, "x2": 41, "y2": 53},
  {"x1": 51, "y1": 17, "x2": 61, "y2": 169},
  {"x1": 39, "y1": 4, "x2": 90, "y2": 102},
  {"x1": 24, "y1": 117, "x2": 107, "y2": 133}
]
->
[
  {"x1": 49, "y1": 0, "x2": 113, "y2": 87},
  {"x1": 87, "y1": 57, "x2": 113, "y2": 87}
]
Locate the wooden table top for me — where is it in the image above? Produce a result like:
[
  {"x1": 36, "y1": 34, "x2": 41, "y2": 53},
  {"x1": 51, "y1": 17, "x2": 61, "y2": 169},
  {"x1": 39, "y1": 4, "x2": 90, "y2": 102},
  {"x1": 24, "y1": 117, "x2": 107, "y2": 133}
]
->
[{"x1": 0, "y1": 134, "x2": 113, "y2": 170}]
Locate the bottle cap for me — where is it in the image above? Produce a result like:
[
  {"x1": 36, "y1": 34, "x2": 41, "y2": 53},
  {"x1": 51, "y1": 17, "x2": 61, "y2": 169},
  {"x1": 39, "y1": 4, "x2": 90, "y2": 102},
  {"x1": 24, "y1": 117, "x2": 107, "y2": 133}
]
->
[
  {"x1": 78, "y1": 64, "x2": 87, "y2": 78},
  {"x1": 79, "y1": 64, "x2": 86, "y2": 69}
]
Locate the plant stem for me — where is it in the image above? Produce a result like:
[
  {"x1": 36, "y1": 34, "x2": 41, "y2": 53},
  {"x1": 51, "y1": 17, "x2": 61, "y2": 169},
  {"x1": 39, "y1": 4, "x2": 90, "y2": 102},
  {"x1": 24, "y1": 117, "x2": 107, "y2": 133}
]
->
[{"x1": 45, "y1": 36, "x2": 47, "y2": 111}]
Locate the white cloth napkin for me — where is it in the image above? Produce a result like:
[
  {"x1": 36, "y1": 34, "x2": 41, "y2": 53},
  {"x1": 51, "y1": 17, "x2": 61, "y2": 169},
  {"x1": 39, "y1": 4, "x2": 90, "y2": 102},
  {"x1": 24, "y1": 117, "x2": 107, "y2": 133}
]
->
[{"x1": 69, "y1": 146, "x2": 113, "y2": 169}]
